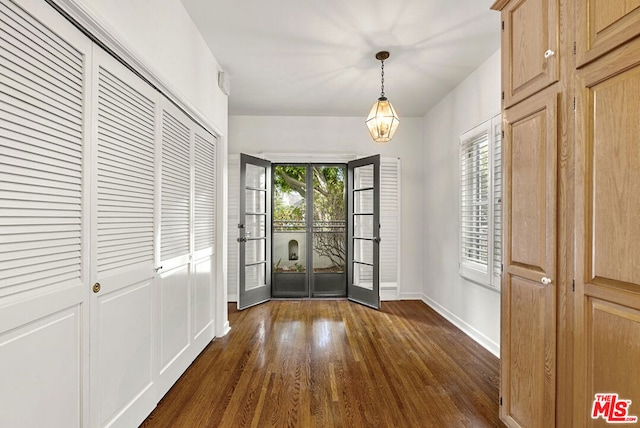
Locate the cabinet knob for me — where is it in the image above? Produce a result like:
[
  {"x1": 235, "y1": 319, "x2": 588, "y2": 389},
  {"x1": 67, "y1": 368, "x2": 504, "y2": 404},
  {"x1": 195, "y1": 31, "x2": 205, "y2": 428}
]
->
[
  {"x1": 541, "y1": 277, "x2": 552, "y2": 285},
  {"x1": 544, "y1": 49, "x2": 555, "y2": 59},
  {"x1": 92, "y1": 283, "x2": 101, "y2": 293}
]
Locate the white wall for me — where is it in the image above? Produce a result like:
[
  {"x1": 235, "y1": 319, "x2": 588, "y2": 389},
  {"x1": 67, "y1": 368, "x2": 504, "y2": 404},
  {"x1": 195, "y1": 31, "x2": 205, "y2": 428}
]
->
[
  {"x1": 422, "y1": 50, "x2": 501, "y2": 356},
  {"x1": 228, "y1": 115, "x2": 425, "y2": 299},
  {"x1": 75, "y1": 0, "x2": 228, "y2": 133}
]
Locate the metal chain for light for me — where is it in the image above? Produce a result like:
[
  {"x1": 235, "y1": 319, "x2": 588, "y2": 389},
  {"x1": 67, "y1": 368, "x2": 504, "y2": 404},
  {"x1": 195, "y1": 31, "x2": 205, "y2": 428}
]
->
[{"x1": 380, "y1": 59, "x2": 385, "y2": 98}]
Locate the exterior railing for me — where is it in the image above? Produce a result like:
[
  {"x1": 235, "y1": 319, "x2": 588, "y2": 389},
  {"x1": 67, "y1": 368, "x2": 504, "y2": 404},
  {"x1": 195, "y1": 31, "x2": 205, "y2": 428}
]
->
[{"x1": 273, "y1": 220, "x2": 345, "y2": 233}]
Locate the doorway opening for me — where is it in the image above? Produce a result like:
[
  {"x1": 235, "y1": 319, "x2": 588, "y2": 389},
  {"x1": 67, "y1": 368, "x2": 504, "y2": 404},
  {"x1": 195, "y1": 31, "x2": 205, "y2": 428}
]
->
[{"x1": 272, "y1": 164, "x2": 347, "y2": 298}]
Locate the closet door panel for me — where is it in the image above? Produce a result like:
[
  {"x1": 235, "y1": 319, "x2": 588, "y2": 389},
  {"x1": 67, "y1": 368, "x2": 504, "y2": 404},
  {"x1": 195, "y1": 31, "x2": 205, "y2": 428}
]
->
[
  {"x1": 575, "y1": 49, "x2": 640, "y2": 426},
  {"x1": 193, "y1": 129, "x2": 216, "y2": 341},
  {"x1": 0, "y1": 0, "x2": 91, "y2": 426},
  {"x1": 577, "y1": 0, "x2": 640, "y2": 66},
  {"x1": 501, "y1": 89, "x2": 557, "y2": 428},
  {"x1": 156, "y1": 100, "x2": 193, "y2": 396},
  {"x1": 500, "y1": 0, "x2": 559, "y2": 107},
  {"x1": 90, "y1": 47, "x2": 158, "y2": 428}
]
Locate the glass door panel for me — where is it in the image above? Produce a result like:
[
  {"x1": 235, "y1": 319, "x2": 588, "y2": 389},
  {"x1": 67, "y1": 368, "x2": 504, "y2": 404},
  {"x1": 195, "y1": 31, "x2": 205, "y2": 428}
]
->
[
  {"x1": 272, "y1": 165, "x2": 308, "y2": 297},
  {"x1": 348, "y1": 155, "x2": 380, "y2": 309},
  {"x1": 238, "y1": 154, "x2": 271, "y2": 309},
  {"x1": 312, "y1": 165, "x2": 346, "y2": 296}
]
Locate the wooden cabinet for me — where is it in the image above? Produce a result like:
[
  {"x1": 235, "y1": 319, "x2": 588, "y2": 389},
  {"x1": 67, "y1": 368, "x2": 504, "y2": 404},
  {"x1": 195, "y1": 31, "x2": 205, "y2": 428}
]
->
[
  {"x1": 493, "y1": 0, "x2": 640, "y2": 426},
  {"x1": 498, "y1": 0, "x2": 559, "y2": 107},
  {"x1": 501, "y1": 89, "x2": 558, "y2": 428},
  {"x1": 574, "y1": 36, "x2": 640, "y2": 427},
  {"x1": 576, "y1": 0, "x2": 640, "y2": 66}
]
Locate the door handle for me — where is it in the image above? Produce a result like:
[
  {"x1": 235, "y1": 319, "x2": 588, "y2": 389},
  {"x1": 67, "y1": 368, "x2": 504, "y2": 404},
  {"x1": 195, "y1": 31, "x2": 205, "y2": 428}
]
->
[{"x1": 541, "y1": 277, "x2": 552, "y2": 285}]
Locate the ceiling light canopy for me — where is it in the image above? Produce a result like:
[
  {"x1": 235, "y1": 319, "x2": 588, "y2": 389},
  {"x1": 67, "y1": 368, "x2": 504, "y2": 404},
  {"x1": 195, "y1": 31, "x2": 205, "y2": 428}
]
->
[{"x1": 366, "y1": 51, "x2": 400, "y2": 143}]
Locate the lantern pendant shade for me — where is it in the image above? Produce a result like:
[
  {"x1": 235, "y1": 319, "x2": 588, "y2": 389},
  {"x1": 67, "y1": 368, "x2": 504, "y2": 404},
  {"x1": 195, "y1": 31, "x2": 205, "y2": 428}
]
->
[{"x1": 366, "y1": 96, "x2": 400, "y2": 143}]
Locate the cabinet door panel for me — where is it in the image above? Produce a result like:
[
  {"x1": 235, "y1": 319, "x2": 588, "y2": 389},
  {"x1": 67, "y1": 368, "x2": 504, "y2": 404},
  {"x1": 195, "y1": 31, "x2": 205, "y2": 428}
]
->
[
  {"x1": 577, "y1": 0, "x2": 640, "y2": 66},
  {"x1": 575, "y1": 50, "x2": 640, "y2": 426},
  {"x1": 501, "y1": 89, "x2": 557, "y2": 428},
  {"x1": 501, "y1": 0, "x2": 559, "y2": 107}
]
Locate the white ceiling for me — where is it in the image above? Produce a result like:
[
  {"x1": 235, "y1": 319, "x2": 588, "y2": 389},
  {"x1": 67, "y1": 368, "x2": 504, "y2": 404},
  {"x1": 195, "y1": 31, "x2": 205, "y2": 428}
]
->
[{"x1": 180, "y1": 0, "x2": 500, "y2": 117}]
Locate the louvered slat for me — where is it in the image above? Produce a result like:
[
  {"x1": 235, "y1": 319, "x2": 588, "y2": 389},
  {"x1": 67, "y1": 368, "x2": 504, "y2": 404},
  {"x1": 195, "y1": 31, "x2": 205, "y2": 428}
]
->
[
  {"x1": 493, "y1": 120, "x2": 502, "y2": 278},
  {"x1": 380, "y1": 157, "x2": 399, "y2": 283},
  {"x1": 161, "y1": 110, "x2": 191, "y2": 261},
  {"x1": 194, "y1": 132, "x2": 215, "y2": 251},
  {"x1": 0, "y1": 0, "x2": 84, "y2": 298},
  {"x1": 460, "y1": 131, "x2": 489, "y2": 266},
  {"x1": 96, "y1": 66, "x2": 155, "y2": 274}
]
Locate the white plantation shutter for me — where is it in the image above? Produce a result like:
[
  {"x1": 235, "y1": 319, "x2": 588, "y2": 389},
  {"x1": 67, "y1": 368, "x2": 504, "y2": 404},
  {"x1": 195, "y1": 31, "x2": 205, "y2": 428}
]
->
[
  {"x1": 96, "y1": 66, "x2": 156, "y2": 273},
  {"x1": 461, "y1": 131, "x2": 489, "y2": 268},
  {"x1": 493, "y1": 119, "x2": 502, "y2": 281},
  {"x1": 161, "y1": 109, "x2": 191, "y2": 261},
  {"x1": 380, "y1": 157, "x2": 400, "y2": 286},
  {"x1": 459, "y1": 115, "x2": 501, "y2": 288},
  {"x1": 0, "y1": 0, "x2": 85, "y2": 296},
  {"x1": 194, "y1": 131, "x2": 216, "y2": 252}
]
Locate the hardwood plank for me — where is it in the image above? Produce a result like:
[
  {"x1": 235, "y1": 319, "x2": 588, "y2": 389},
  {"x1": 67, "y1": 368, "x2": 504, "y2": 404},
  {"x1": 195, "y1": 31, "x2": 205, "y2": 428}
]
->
[{"x1": 140, "y1": 300, "x2": 504, "y2": 427}]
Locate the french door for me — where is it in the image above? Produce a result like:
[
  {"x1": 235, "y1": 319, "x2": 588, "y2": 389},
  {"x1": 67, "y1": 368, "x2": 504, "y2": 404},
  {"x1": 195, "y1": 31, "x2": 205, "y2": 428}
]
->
[
  {"x1": 238, "y1": 154, "x2": 380, "y2": 309},
  {"x1": 271, "y1": 164, "x2": 347, "y2": 298},
  {"x1": 347, "y1": 155, "x2": 381, "y2": 309},
  {"x1": 238, "y1": 154, "x2": 272, "y2": 310}
]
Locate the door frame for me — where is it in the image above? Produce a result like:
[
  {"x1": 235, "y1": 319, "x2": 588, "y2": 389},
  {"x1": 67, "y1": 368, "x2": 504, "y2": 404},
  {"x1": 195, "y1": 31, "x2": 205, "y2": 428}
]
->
[{"x1": 271, "y1": 163, "x2": 348, "y2": 298}]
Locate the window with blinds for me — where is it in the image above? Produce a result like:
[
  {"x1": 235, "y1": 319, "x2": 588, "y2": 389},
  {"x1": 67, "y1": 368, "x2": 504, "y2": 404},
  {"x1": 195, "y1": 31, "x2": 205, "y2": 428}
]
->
[{"x1": 459, "y1": 115, "x2": 501, "y2": 289}]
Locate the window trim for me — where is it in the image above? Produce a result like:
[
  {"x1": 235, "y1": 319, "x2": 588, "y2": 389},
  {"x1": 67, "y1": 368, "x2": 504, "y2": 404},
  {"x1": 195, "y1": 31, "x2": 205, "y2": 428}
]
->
[{"x1": 459, "y1": 114, "x2": 502, "y2": 290}]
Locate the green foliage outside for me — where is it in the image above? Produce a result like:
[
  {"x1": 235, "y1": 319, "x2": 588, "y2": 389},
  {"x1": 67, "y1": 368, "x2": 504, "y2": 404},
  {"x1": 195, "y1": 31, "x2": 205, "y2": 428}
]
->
[{"x1": 273, "y1": 165, "x2": 346, "y2": 271}]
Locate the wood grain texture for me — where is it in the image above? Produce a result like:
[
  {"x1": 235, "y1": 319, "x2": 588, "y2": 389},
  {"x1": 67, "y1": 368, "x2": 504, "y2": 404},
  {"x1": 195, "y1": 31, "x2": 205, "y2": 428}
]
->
[
  {"x1": 500, "y1": 0, "x2": 559, "y2": 107},
  {"x1": 501, "y1": 87, "x2": 558, "y2": 428},
  {"x1": 576, "y1": 0, "x2": 640, "y2": 66},
  {"x1": 140, "y1": 300, "x2": 503, "y2": 427},
  {"x1": 574, "y1": 35, "x2": 640, "y2": 426}
]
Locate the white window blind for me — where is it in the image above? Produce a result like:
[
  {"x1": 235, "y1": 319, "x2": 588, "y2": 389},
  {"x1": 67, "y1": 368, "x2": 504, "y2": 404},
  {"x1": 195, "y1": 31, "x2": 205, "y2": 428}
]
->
[
  {"x1": 493, "y1": 120, "x2": 502, "y2": 281},
  {"x1": 460, "y1": 115, "x2": 501, "y2": 289}
]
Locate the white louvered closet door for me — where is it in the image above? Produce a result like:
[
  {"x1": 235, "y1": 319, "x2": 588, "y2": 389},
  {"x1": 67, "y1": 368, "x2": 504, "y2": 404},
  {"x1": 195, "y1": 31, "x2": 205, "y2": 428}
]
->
[
  {"x1": 156, "y1": 99, "x2": 194, "y2": 395},
  {"x1": 90, "y1": 46, "x2": 159, "y2": 428},
  {"x1": 192, "y1": 126, "x2": 216, "y2": 351},
  {"x1": 0, "y1": 0, "x2": 91, "y2": 426}
]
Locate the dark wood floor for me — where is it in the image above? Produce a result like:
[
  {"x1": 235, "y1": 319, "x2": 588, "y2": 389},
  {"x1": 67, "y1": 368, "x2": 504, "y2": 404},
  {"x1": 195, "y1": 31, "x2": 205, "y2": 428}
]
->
[{"x1": 141, "y1": 300, "x2": 504, "y2": 427}]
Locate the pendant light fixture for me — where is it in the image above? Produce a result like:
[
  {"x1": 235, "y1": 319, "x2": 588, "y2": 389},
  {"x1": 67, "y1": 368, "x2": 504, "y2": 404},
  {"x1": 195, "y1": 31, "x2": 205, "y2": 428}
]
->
[{"x1": 366, "y1": 51, "x2": 400, "y2": 143}]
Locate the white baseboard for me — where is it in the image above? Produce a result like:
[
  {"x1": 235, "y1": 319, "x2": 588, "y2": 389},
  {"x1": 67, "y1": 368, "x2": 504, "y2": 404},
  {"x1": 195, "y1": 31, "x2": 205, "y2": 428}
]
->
[
  {"x1": 421, "y1": 294, "x2": 500, "y2": 358},
  {"x1": 218, "y1": 321, "x2": 231, "y2": 337},
  {"x1": 229, "y1": 287, "x2": 399, "y2": 302},
  {"x1": 399, "y1": 291, "x2": 424, "y2": 300}
]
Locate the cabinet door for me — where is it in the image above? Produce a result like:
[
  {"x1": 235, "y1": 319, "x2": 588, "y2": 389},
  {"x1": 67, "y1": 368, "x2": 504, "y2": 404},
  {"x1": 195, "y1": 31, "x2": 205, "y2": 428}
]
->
[
  {"x1": 500, "y1": 0, "x2": 559, "y2": 107},
  {"x1": 501, "y1": 89, "x2": 558, "y2": 428},
  {"x1": 574, "y1": 41, "x2": 640, "y2": 427},
  {"x1": 576, "y1": 0, "x2": 640, "y2": 66}
]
